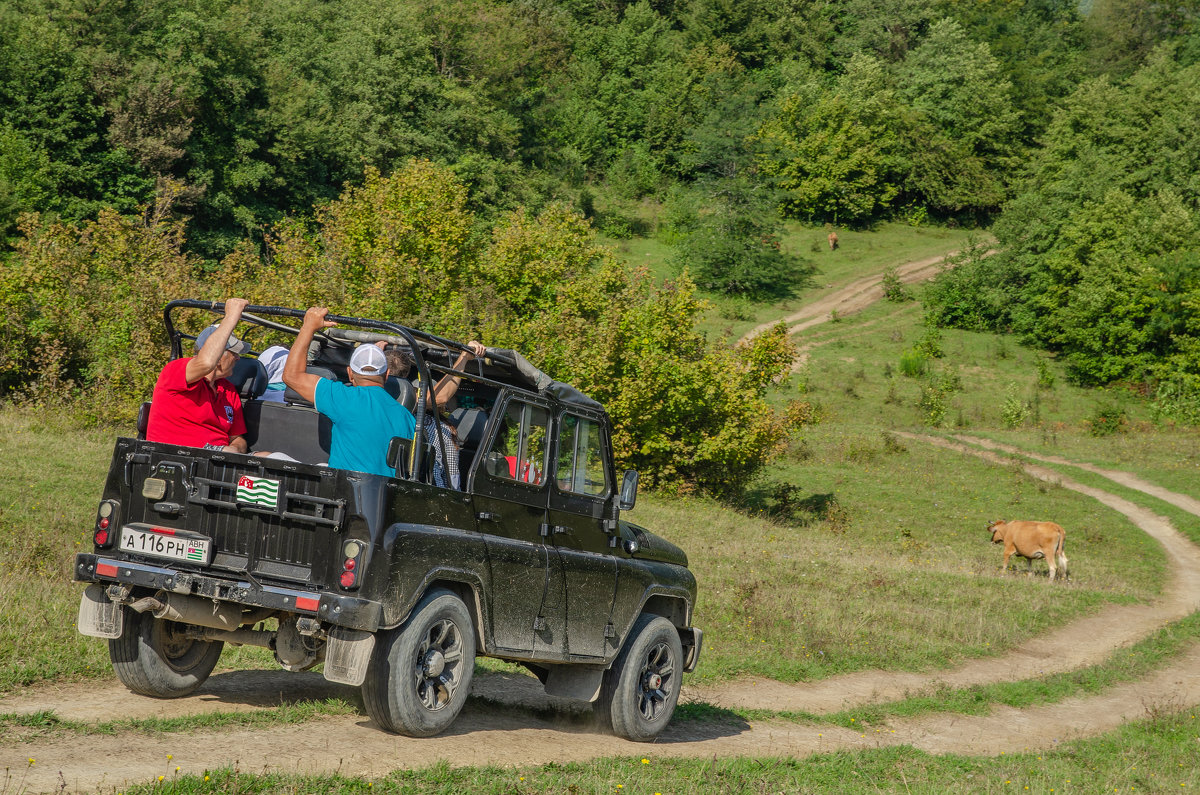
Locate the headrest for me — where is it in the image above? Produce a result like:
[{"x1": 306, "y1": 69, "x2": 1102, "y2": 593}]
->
[
  {"x1": 450, "y1": 407, "x2": 488, "y2": 447},
  {"x1": 284, "y1": 366, "x2": 339, "y2": 406},
  {"x1": 229, "y1": 357, "x2": 268, "y2": 400},
  {"x1": 385, "y1": 377, "x2": 417, "y2": 413}
]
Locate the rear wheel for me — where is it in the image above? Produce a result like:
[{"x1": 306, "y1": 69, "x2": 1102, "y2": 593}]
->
[
  {"x1": 362, "y1": 588, "x2": 476, "y2": 737},
  {"x1": 598, "y1": 614, "x2": 682, "y2": 741},
  {"x1": 109, "y1": 608, "x2": 224, "y2": 698}
]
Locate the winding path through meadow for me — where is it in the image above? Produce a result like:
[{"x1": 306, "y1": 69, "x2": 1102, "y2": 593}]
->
[{"x1": 3, "y1": 249, "x2": 1200, "y2": 793}]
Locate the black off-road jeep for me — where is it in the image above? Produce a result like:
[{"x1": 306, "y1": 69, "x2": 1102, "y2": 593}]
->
[{"x1": 74, "y1": 300, "x2": 700, "y2": 740}]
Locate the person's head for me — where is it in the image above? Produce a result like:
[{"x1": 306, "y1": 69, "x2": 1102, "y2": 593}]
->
[
  {"x1": 348, "y1": 344, "x2": 388, "y2": 386},
  {"x1": 381, "y1": 345, "x2": 414, "y2": 379},
  {"x1": 195, "y1": 324, "x2": 250, "y2": 380}
]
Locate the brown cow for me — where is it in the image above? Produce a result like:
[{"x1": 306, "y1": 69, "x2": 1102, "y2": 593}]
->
[
  {"x1": 828, "y1": 231, "x2": 839, "y2": 251},
  {"x1": 987, "y1": 520, "x2": 1068, "y2": 581}
]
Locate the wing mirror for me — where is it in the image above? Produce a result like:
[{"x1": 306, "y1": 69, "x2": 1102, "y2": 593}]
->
[
  {"x1": 485, "y1": 451, "x2": 508, "y2": 479},
  {"x1": 618, "y1": 469, "x2": 638, "y2": 511}
]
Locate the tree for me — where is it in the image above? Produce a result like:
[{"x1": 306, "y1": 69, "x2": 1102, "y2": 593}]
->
[{"x1": 755, "y1": 56, "x2": 902, "y2": 222}]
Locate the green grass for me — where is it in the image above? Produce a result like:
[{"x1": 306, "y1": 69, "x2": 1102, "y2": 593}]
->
[
  {"x1": 0, "y1": 698, "x2": 357, "y2": 743},
  {"x1": 602, "y1": 220, "x2": 979, "y2": 341},
  {"x1": 111, "y1": 706, "x2": 1200, "y2": 793}
]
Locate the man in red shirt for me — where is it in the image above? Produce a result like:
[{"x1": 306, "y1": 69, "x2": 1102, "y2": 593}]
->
[{"x1": 145, "y1": 298, "x2": 252, "y2": 452}]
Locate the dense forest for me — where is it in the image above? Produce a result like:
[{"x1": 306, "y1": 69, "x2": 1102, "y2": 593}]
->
[{"x1": 2, "y1": 0, "x2": 1200, "y2": 490}]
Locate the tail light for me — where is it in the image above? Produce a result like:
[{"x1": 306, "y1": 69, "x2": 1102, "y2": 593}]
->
[
  {"x1": 94, "y1": 501, "x2": 119, "y2": 548},
  {"x1": 339, "y1": 540, "x2": 365, "y2": 590}
]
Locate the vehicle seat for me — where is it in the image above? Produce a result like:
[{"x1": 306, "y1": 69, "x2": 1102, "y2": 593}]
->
[
  {"x1": 385, "y1": 377, "x2": 417, "y2": 413},
  {"x1": 136, "y1": 401, "x2": 151, "y2": 440},
  {"x1": 284, "y1": 366, "x2": 339, "y2": 407},
  {"x1": 449, "y1": 407, "x2": 488, "y2": 478},
  {"x1": 230, "y1": 357, "x2": 268, "y2": 400},
  {"x1": 450, "y1": 408, "x2": 488, "y2": 448}
]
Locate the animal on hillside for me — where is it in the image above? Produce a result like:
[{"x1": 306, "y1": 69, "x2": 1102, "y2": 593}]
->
[
  {"x1": 828, "y1": 231, "x2": 839, "y2": 251},
  {"x1": 987, "y1": 519, "x2": 1068, "y2": 581}
]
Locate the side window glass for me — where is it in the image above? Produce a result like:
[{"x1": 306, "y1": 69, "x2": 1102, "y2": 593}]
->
[
  {"x1": 486, "y1": 400, "x2": 548, "y2": 485},
  {"x1": 556, "y1": 415, "x2": 611, "y2": 498}
]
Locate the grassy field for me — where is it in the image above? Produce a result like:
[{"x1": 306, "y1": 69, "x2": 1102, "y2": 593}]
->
[
  {"x1": 605, "y1": 220, "x2": 981, "y2": 340},
  {"x1": 5, "y1": 221, "x2": 1199, "y2": 792}
]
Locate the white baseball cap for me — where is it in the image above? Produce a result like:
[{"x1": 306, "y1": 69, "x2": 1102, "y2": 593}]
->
[{"x1": 350, "y1": 344, "x2": 388, "y2": 376}]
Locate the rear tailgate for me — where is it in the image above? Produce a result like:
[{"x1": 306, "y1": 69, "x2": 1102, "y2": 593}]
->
[{"x1": 108, "y1": 438, "x2": 346, "y2": 587}]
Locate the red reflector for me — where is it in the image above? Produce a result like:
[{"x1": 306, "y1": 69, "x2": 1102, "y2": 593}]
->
[
  {"x1": 94, "y1": 529, "x2": 109, "y2": 546},
  {"x1": 339, "y1": 571, "x2": 356, "y2": 588},
  {"x1": 344, "y1": 558, "x2": 355, "y2": 571},
  {"x1": 97, "y1": 562, "x2": 118, "y2": 577},
  {"x1": 295, "y1": 596, "x2": 319, "y2": 611},
  {"x1": 151, "y1": 526, "x2": 176, "y2": 536},
  {"x1": 98, "y1": 517, "x2": 110, "y2": 529}
]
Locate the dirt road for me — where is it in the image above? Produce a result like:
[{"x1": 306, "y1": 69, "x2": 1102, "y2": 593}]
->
[
  {"x1": 4, "y1": 252, "x2": 1199, "y2": 793},
  {"x1": 738, "y1": 250, "x2": 968, "y2": 346}
]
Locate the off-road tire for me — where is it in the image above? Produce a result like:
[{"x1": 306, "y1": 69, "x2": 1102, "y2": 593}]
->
[
  {"x1": 108, "y1": 608, "x2": 224, "y2": 698},
  {"x1": 362, "y1": 588, "x2": 476, "y2": 737},
  {"x1": 597, "y1": 614, "x2": 682, "y2": 741}
]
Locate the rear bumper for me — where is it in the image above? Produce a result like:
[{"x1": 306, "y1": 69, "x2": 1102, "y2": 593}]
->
[{"x1": 74, "y1": 553, "x2": 382, "y2": 632}]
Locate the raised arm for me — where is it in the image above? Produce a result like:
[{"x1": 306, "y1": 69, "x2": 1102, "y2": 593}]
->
[
  {"x1": 432, "y1": 341, "x2": 485, "y2": 405},
  {"x1": 282, "y1": 306, "x2": 337, "y2": 404},
  {"x1": 185, "y1": 298, "x2": 248, "y2": 384}
]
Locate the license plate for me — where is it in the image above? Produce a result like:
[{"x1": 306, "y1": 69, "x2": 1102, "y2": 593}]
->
[{"x1": 119, "y1": 527, "x2": 211, "y2": 565}]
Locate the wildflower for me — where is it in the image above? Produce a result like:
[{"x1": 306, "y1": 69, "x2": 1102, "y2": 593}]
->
[
  {"x1": 641, "y1": 759, "x2": 649, "y2": 764},
  {"x1": 175, "y1": 767, "x2": 180, "y2": 773},
  {"x1": 158, "y1": 776, "x2": 164, "y2": 782},
  {"x1": 167, "y1": 754, "x2": 173, "y2": 761}
]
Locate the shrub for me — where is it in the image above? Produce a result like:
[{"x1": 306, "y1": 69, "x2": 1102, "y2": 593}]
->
[
  {"x1": 899, "y1": 349, "x2": 928, "y2": 377},
  {"x1": 1001, "y1": 386, "x2": 1031, "y2": 428},
  {"x1": 881, "y1": 266, "x2": 912, "y2": 302},
  {"x1": 1088, "y1": 402, "x2": 1127, "y2": 436},
  {"x1": 1, "y1": 184, "x2": 204, "y2": 422}
]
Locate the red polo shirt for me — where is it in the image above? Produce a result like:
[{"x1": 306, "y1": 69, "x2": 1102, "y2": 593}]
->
[{"x1": 145, "y1": 357, "x2": 246, "y2": 448}]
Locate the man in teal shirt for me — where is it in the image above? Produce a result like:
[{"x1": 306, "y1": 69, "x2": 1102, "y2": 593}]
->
[{"x1": 282, "y1": 306, "x2": 415, "y2": 477}]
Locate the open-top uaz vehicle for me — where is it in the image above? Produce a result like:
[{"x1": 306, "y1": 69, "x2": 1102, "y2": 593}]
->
[{"x1": 74, "y1": 300, "x2": 700, "y2": 740}]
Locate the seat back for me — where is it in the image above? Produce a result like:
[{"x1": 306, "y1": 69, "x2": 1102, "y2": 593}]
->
[
  {"x1": 242, "y1": 400, "x2": 332, "y2": 464},
  {"x1": 136, "y1": 401, "x2": 151, "y2": 440},
  {"x1": 229, "y1": 357, "x2": 268, "y2": 400},
  {"x1": 385, "y1": 377, "x2": 418, "y2": 413},
  {"x1": 284, "y1": 366, "x2": 339, "y2": 407}
]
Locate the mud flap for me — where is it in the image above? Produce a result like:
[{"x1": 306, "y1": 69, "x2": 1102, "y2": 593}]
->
[
  {"x1": 77, "y1": 583, "x2": 123, "y2": 639},
  {"x1": 324, "y1": 626, "x2": 375, "y2": 686},
  {"x1": 543, "y1": 664, "x2": 604, "y2": 702}
]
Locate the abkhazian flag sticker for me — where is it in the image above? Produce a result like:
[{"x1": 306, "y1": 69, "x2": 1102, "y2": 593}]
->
[{"x1": 236, "y1": 475, "x2": 280, "y2": 509}]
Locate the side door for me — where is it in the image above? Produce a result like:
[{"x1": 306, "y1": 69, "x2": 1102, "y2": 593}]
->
[
  {"x1": 470, "y1": 395, "x2": 564, "y2": 657},
  {"x1": 546, "y1": 412, "x2": 618, "y2": 659}
]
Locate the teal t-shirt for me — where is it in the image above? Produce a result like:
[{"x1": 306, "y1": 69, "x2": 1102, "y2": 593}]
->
[{"x1": 314, "y1": 379, "x2": 416, "y2": 477}]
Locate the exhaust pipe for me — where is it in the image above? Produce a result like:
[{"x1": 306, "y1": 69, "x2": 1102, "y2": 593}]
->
[{"x1": 150, "y1": 591, "x2": 241, "y2": 631}]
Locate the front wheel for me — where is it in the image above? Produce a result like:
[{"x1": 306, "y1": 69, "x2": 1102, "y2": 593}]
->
[
  {"x1": 597, "y1": 614, "x2": 683, "y2": 741},
  {"x1": 362, "y1": 588, "x2": 476, "y2": 737},
  {"x1": 109, "y1": 608, "x2": 224, "y2": 698}
]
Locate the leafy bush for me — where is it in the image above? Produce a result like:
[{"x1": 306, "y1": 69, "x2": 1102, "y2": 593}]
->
[
  {"x1": 880, "y1": 266, "x2": 912, "y2": 302},
  {"x1": 669, "y1": 178, "x2": 811, "y2": 298},
  {"x1": 1088, "y1": 402, "x2": 1127, "y2": 436},
  {"x1": 1001, "y1": 386, "x2": 1031, "y2": 429},
  {"x1": 899, "y1": 349, "x2": 927, "y2": 377},
  {"x1": 0, "y1": 185, "x2": 203, "y2": 422}
]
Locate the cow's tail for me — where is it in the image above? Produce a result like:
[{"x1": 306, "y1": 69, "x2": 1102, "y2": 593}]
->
[{"x1": 1055, "y1": 529, "x2": 1069, "y2": 580}]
